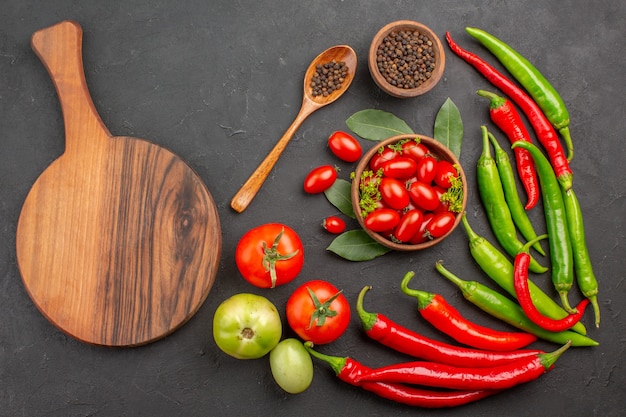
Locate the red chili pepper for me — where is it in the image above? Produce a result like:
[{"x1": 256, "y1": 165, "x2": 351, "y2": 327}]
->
[
  {"x1": 446, "y1": 32, "x2": 573, "y2": 191},
  {"x1": 304, "y1": 342, "x2": 499, "y2": 408},
  {"x1": 355, "y1": 341, "x2": 570, "y2": 390},
  {"x1": 400, "y1": 272, "x2": 537, "y2": 351},
  {"x1": 356, "y1": 286, "x2": 544, "y2": 368},
  {"x1": 514, "y1": 235, "x2": 590, "y2": 331},
  {"x1": 476, "y1": 89, "x2": 539, "y2": 210}
]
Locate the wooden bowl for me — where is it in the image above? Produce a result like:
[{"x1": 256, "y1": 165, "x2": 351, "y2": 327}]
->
[
  {"x1": 368, "y1": 20, "x2": 445, "y2": 98},
  {"x1": 351, "y1": 134, "x2": 467, "y2": 251}
]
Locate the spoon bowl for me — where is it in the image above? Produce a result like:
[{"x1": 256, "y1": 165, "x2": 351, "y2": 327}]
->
[{"x1": 230, "y1": 45, "x2": 357, "y2": 213}]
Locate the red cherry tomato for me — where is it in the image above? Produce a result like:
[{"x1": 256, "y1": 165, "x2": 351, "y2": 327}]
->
[
  {"x1": 408, "y1": 180, "x2": 439, "y2": 211},
  {"x1": 286, "y1": 280, "x2": 350, "y2": 345},
  {"x1": 381, "y1": 157, "x2": 418, "y2": 179},
  {"x1": 434, "y1": 160, "x2": 458, "y2": 189},
  {"x1": 393, "y1": 209, "x2": 424, "y2": 242},
  {"x1": 379, "y1": 177, "x2": 410, "y2": 210},
  {"x1": 369, "y1": 147, "x2": 398, "y2": 171},
  {"x1": 328, "y1": 131, "x2": 362, "y2": 162},
  {"x1": 364, "y1": 208, "x2": 401, "y2": 232},
  {"x1": 416, "y1": 156, "x2": 437, "y2": 184},
  {"x1": 322, "y1": 216, "x2": 346, "y2": 234},
  {"x1": 401, "y1": 140, "x2": 429, "y2": 162},
  {"x1": 235, "y1": 223, "x2": 304, "y2": 288},
  {"x1": 409, "y1": 212, "x2": 435, "y2": 244},
  {"x1": 425, "y1": 211, "x2": 456, "y2": 238},
  {"x1": 303, "y1": 165, "x2": 337, "y2": 194}
]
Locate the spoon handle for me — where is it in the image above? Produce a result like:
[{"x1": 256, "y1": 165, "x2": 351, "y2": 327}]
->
[{"x1": 230, "y1": 100, "x2": 318, "y2": 213}]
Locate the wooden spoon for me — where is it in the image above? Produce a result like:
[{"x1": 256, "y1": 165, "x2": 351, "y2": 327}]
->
[
  {"x1": 230, "y1": 45, "x2": 357, "y2": 213},
  {"x1": 16, "y1": 20, "x2": 222, "y2": 347}
]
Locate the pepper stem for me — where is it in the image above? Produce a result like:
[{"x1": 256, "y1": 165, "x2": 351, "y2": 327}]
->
[
  {"x1": 519, "y1": 234, "x2": 549, "y2": 254},
  {"x1": 304, "y1": 341, "x2": 347, "y2": 376},
  {"x1": 559, "y1": 126, "x2": 574, "y2": 162},
  {"x1": 356, "y1": 286, "x2": 377, "y2": 332},
  {"x1": 539, "y1": 340, "x2": 572, "y2": 370},
  {"x1": 399, "y1": 271, "x2": 434, "y2": 310},
  {"x1": 476, "y1": 89, "x2": 506, "y2": 109},
  {"x1": 479, "y1": 125, "x2": 493, "y2": 159},
  {"x1": 435, "y1": 261, "x2": 474, "y2": 300}
]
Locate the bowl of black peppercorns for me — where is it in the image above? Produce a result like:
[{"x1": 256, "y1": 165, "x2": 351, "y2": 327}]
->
[{"x1": 369, "y1": 20, "x2": 445, "y2": 98}]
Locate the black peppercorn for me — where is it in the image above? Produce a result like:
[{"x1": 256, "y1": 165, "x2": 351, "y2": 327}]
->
[
  {"x1": 376, "y1": 29, "x2": 437, "y2": 90},
  {"x1": 311, "y1": 60, "x2": 348, "y2": 97}
]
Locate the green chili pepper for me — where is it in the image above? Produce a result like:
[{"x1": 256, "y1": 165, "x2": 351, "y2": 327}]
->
[
  {"x1": 487, "y1": 131, "x2": 545, "y2": 256},
  {"x1": 465, "y1": 27, "x2": 573, "y2": 162},
  {"x1": 477, "y1": 126, "x2": 546, "y2": 274},
  {"x1": 436, "y1": 261, "x2": 598, "y2": 347},
  {"x1": 562, "y1": 187, "x2": 600, "y2": 327},
  {"x1": 512, "y1": 141, "x2": 575, "y2": 313},
  {"x1": 461, "y1": 213, "x2": 587, "y2": 335}
]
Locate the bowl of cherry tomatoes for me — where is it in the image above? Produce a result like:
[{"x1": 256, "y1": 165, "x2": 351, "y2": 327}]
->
[{"x1": 351, "y1": 134, "x2": 467, "y2": 251}]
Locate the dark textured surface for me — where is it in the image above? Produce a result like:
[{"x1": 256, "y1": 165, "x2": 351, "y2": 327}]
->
[{"x1": 1, "y1": 1, "x2": 625, "y2": 416}]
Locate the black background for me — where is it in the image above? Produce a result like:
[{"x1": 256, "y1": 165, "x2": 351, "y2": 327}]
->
[{"x1": 1, "y1": 1, "x2": 625, "y2": 416}]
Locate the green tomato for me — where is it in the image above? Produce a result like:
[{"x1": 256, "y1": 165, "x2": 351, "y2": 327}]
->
[
  {"x1": 213, "y1": 293, "x2": 282, "y2": 360},
  {"x1": 269, "y1": 338, "x2": 314, "y2": 394}
]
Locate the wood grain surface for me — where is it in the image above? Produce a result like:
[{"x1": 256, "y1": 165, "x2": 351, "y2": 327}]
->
[{"x1": 16, "y1": 20, "x2": 221, "y2": 347}]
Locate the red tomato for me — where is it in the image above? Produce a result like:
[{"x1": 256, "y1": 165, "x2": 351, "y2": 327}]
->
[
  {"x1": 434, "y1": 160, "x2": 458, "y2": 189},
  {"x1": 328, "y1": 131, "x2": 362, "y2": 162},
  {"x1": 426, "y1": 211, "x2": 456, "y2": 238},
  {"x1": 416, "y1": 156, "x2": 437, "y2": 184},
  {"x1": 322, "y1": 216, "x2": 346, "y2": 234},
  {"x1": 286, "y1": 280, "x2": 350, "y2": 345},
  {"x1": 432, "y1": 185, "x2": 451, "y2": 214},
  {"x1": 369, "y1": 147, "x2": 398, "y2": 171},
  {"x1": 381, "y1": 157, "x2": 418, "y2": 179},
  {"x1": 235, "y1": 223, "x2": 304, "y2": 288},
  {"x1": 409, "y1": 212, "x2": 434, "y2": 244},
  {"x1": 408, "y1": 181, "x2": 440, "y2": 211},
  {"x1": 401, "y1": 140, "x2": 429, "y2": 162},
  {"x1": 303, "y1": 165, "x2": 337, "y2": 194},
  {"x1": 393, "y1": 209, "x2": 424, "y2": 242},
  {"x1": 379, "y1": 177, "x2": 410, "y2": 210},
  {"x1": 364, "y1": 208, "x2": 401, "y2": 232}
]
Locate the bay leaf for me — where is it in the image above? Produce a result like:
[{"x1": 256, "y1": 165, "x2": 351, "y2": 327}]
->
[
  {"x1": 346, "y1": 109, "x2": 414, "y2": 141},
  {"x1": 433, "y1": 98, "x2": 464, "y2": 158},
  {"x1": 326, "y1": 230, "x2": 391, "y2": 261},
  {"x1": 324, "y1": 179, "x2": 355, "y2": 218}
]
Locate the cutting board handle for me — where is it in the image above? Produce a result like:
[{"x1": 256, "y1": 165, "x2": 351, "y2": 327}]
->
[{"x1": 31, "y1": 20, "x2": 111, "y2": 154}]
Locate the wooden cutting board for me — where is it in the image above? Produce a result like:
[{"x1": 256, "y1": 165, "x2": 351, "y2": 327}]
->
[{"x1": 16, "y1": 20, "x2": 222, "y2": 347}]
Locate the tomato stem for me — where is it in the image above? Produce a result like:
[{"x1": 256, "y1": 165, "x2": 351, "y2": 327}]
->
[
  {"x1": 262, "y1": 228, "x2": 299, "y2": 288},
  {"x1": 306, "y1": 287, "x2": 342, "y2": 329}
]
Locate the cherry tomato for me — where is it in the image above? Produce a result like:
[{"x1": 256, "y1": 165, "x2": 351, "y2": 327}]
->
[
  {"x1": 286, "y1": 280, "x2": 350, "y2": 345},
  {"x1": 369, "y1": 147, "x2": 398, "y2": 171},
  {"x1": 416, "y1": 155, "x2": 437, "y2": 184},
  {"x1": 379, "y1": 177, "x2": 410, "y2": 210},
  {"x1": 328, "y1": 131, "x2": 362, "y2": 162},
  {"x1": 235, "y1": 223, "x2": 304, "y2": 288},
  {"x1": 213, "y1": 293, "x2": 282, "y2": 359},
  {"x1": 426, "y1": 211, "x2": 456, "y2": 238},
  {"x1": 401, "y1": 140, "x2": 429, "y2": 162},
  {"x1": 381, "y1": 157, "x2": 418, "y2": 179},
  {"x1": 393, "y1": 209, "x2": 424, "y2": 242},
  {"x1": 408, "y1": 180, "x2": 440, "y2": 211},
  {"x1": 432, "y1": 185, "x2": 451, "y2": 214},
  {"x1": 409, "y1": 212, "x2": 435, "y2": 244},
  {"x1": 303, "y1": 165, "x2": 337, "y2": 194},
  {"x1": 434, "y1": 160, "x2": 458, "y2": 189},
  {"x1": 364, "y1": 208, "x2": 401, "y2": 232},
  {"x1": 322, "y1": 216, "x2": 346, "y2": 234}
]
